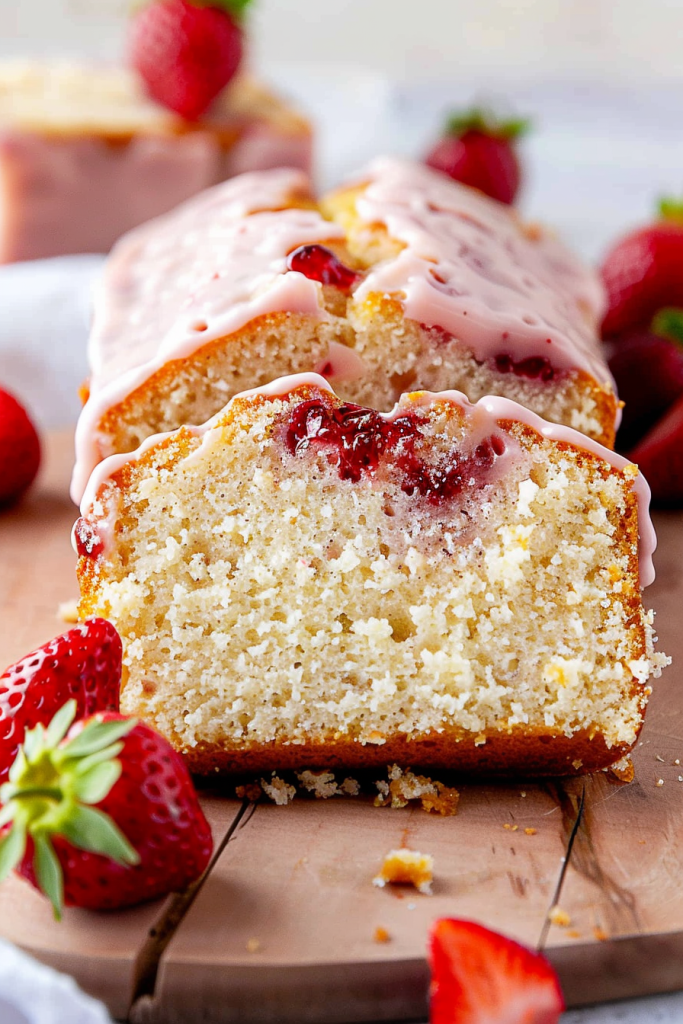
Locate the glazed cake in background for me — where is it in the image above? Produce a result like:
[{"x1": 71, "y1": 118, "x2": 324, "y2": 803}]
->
[
  {"x1": 74, "y1": 374, "x2": 665, "y2": 777},
  {"x1": 0, "y1": 61, "x2": 312, "y2": 263},
  {"x1": 71, "y1": 157, "x2": 618, "y2": 501}
]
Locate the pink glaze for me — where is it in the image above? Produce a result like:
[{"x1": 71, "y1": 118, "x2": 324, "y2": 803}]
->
[
  {"x1": 354, "y1": 158, "x2": 609, "y2": 387},
  {"x1": 70, "y1": 170, "x2": 346, "y2": 502},
  {"x1": 77, "y1": 373, "x2": 656, "y2": 588}
]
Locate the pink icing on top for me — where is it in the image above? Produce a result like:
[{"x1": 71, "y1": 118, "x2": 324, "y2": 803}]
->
[
  {"x1": 71, "y1": 159, "x2": 612, "y2": 503},
  {"x1": 77, "y1": 373, "x2": 655, "y2": 589},
  {"x1": 353, "y1": 158, "x2": 609, "y2": 386}
]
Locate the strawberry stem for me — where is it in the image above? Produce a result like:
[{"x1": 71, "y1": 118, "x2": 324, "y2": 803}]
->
[
  {"x1": 445, "y1": 106, "x2": 530, "y2": 140},
  {"x1": 192, "y1": 0, "x2": 253, "y2": 19}
]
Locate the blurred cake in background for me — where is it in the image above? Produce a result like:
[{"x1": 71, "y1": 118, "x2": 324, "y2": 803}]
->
[
  {"x1": 0, "y1": 61, "x2": 312, "y2": 263},
  {"x1": 0, "y1": 2, "x2": 312, "y2": 264}
]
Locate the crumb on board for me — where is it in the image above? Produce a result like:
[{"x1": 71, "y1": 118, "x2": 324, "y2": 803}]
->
[
  {"x1": 373, "y1": 849, "x2": 434, "y2": 895},
  {"x1": 246, "y1": 938, "x2": 261, "y2": 953},
  {"x1": 566, "y1": 930, "x2": 581, "y2": 939},
  {"x1": 503, "y1": 823, "x2": 519, "y2": 831},
  {"x1": 572, "y1": 759, "x2": 583, "y2": 770},
  {"x1": 524, "y1": 828, "x2": 537, "y2": 835},
  {"x1": 656, "y1": 779, "x2": 665, "y2": 787},
  {"x1": 656, "y1": 755, "x2": 665, "y2": 763},
  {"x1": 235, "y1": 782, "x2": 263, "y2": 802},
  {"x1": 260, "y1": 774, "x2": 296, "y2": 806},
  {"x1": 373, "y1": 926, "x2": 391, "y2": 944},
  {"x1": 374, "y1": 765, "x2": 459, "y2": 816},
  {"x1": 593, "y1": 926, "x2": 608, "y2": 942},
  {"x1": 548, "y1": 906, "x2": 571, "y2": 928},
  {"x1": 606, "y1": 755, "x2": 635, "y2": 784},
  {"x1": 57, "y1": 599, "x2": 80, "y2": 623}
]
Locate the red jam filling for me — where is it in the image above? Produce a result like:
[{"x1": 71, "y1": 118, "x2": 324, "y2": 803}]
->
[
  {"x1": 285, "y1": 399, "x2": 505, "y2": 504},
  {"x1": 287, "y1": 244, "x2": 360, "y2": 290},
  {"x1": 74, "y1": 518, "x2": 104, "y2": 559},
  {"x1": 495, "y1": 353, "x2": 556, "y2": 382}
]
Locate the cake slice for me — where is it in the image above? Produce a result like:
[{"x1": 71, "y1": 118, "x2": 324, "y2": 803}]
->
[
  {"x1": 0, "y1": 61, "x2": 312, "y2": 263},
  {"x1": 74, "y1": 375, "x2": 664, "y2": 777},
  {"x1": 71, "y1": 157, "x2": 617, "y2": 502}
]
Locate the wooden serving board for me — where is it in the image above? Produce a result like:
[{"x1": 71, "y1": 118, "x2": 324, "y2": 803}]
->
[{"x1": 1, "y1": 431, "x2": 683, "y2": 1023}]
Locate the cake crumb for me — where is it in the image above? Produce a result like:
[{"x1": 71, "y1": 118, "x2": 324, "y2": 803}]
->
[
  {"x1": 297, "y1": 769, "x2": 339, "y2": 799},
  {"x1": 567, "y1": 930, "x2": 581, "y2": 939},
  {"x1": 235, "y1": 782, "x2": 262, "y2": 802},
  {"x1": 656, "y1": 778, "x2": 665, "y2": 787},
  {"x1": 373, "y1": 848, "x2": 434, "y2": 895},
  {"x1": 341, "y1": 777, "x2": 360, "y2": 796},
  {"x1": 675, "y1": 759, "x2": 680, "y2": 766},
  {"x1": 520, "y1": 791, "x2": 527, "y2": 798},
  {"x1": 57, "y1": 599, "x2": 80, "y2": 623},
  {"x1": 246, "y1": 938, "x2": 261, "y2": 953},
  {"x1": 373, "y1": 926, "x2": 391, "y2": 943},
  {"x1": 375, "y1": 765, "x2": 459, "y2": 816},
  {"x1": 572, "y1": 759, "x2": 583, "y2": 770},
  {"x1": 524, "y1": 828, "x2": 537, "y2": 835},
  {"x1": 656, "y1": 754, "x2": 665, "y2": 762},
  {"x1": 261, "y1": 774, "x2": 296, "y2": 805},
  {"x1": 503, "y1": 823, "x2": 519, "y2": 831},
  {"x1": 593, "y1": 926, "x2": 608, "y2": 942},
  {"x1": 606, "y1": 755, "x2": 635, "y2": 784},
  {"x1": 548, "y1": 906, "x2": 571, "y2": 927}
]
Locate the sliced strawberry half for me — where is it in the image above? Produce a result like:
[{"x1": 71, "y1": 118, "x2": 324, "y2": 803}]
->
[
  {"x1": 628, "y1": 391, "x2": 683, "y2": 506},
  {"x1": 429, "y1": 918, "x2": 564, "y2": 1024}
]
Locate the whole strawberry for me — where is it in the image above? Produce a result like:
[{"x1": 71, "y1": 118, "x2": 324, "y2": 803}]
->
[
  {"x1": 601, "y1": 199, "x2": 683, "y2": 338},
  {"x1": 425, "y1": 108, "x2": 529, "y2": 205},
  {"x1": 607, "y1": 308, "x2": 683, "y2": 452},
  {"x1": 429, "y1": 918, "x2": 564, "y2": 1024},
  {"x1": 129, "y1": 0, "x2": 251, "y2": 121},
  {"x1": 629, "y1": 393, "x2": 683, "y2": 506},
  {"x1": 0, "y1": 387, "x2": 41, "y2": 507},
  {"x1": 0, "y1": 702, "x2": 213, "y2": 917},
  {"x1": 0, "y1": 618, "x2": 122, "y2": 785}
]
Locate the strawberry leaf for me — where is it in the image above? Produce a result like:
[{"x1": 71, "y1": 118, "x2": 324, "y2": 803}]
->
[
  {"x1": 658, "y1": 197, "x2": 683, "y2": 224},
  {"x1": 59, "y1": 805, "x2": 140, "y2": 867},
  {"x1": 45, "y1": 699, "x2": 77, "y2": 747},
  {"x1": 189, "y1": 0, "x2": 252, "y2": 19},
  {"x1": 0, "y1": 823, "x2": 26, "y2": 882},
  {"x1": 62, "y1": 717, "x2": 136, "y2": 758},
  {"x1": 652, "y1": 307, "x2": 683, "y2": 347},
  {"x1": 70, "y1": 760, "x2": 122, "y2": 805},
  {"x1": 71, "y1": 742, "x2": 126, "y2": 777},
  {"x1": 34, "y1": 833, "x2": 63, "y2": 920},
  {"x1": 446, "y1": 106, "x2": 530, "y2": 140}
]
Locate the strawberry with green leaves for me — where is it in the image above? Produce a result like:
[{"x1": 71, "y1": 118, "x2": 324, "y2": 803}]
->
[
  {"x1": 601, "y1": 198, "x2": 683, "y2": 338},
  {"x1": 129, "y1": 0, "x2": 252, "y2": 121},
  {"x1": 429, "y1": 918, "x2": 564, "y2": 1024},
  {"x1": 425, "y1": 108, "x2": 529, "y2": 205},
  {"x1": 0, "y1": 619, "x2": 122, "y2": 786},
  {"x1": 0, "y1": 702, "x2": 213, "y2": 917}
]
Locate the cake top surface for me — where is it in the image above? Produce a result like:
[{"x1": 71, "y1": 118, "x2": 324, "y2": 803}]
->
[
  {"x1": 0, "y1": 61, "x2": 307, "y2": 135},
  {"x1": 350, "y1": 158, "x2": 608, "y2": 385},
  {"x1": 77, "y1": 373, "x2": 656, "y2": 589},
  {"x1": 72, "y1": 158, "x2": 611, "y2": 501}
]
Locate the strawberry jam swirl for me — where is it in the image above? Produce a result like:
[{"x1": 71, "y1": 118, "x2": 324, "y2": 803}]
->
[
  {"x1": 285, "y1": 398, "x2": 507, "y2": 503},
  {"x1": 76, "y1": 375, "x2": 657, "y2": 588}
]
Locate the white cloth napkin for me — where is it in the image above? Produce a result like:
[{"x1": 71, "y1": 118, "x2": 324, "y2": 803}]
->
[{"x1": 0, "y1": 938, "x2": 112, "y2": 1024}]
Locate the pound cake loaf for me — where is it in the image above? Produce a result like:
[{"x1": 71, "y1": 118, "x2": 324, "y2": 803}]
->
[
  {"x1": 71, "y1": 157, "x2": 618, "y2": 502},
  {"x1": 74, "y1": 374, "x2": 664, "y2": 776},
  {"x1": 0, "y1": 61, "x2": 312, "y2": 263}
]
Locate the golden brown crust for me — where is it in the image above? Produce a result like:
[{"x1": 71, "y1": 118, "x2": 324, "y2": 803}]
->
[{"x1": 178, "y1": 726, "x2": 636, "y2": 778}]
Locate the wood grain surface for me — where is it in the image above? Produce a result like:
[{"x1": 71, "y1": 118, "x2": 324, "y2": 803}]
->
[{"x1": 1, "y1": 431, "x2": 682, "y2": 1022}]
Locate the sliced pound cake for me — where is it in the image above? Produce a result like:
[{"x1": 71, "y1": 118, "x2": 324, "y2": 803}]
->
[
  {"x1": 71, "y1": 158, "x2": 617, "y2": 502},
  {"x1": 74, "y1": 375, "x2": 664, "y2": 776}
]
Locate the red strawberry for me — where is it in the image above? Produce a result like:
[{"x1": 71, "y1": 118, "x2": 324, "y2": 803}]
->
[
  {"x1": 129, "y1": 0, "x2": 248, "y2": 121},
  {"x1": 607, "y1": 311, "x2": 683, "y2": 452},
  {"x1": 0, "y1": 619, "x2": 122, "y2": 785},
  {"x1": 0, "y1": 703, "x2": 213, "y2": 917},
  {"x1": 600, "y1": 199, "x2": 683, "y2": 338},
  {"x1": 628, "y1": 392, "x2": 683, "y2": 506},
  {"x1": 425, "y1": 108, "x2": 529, "y2": 205},
  {"x1": 429, "y1": 919, "x2": 564, "y2": 1024},
  {"x1": 0, "y1": 387, "x2": 41, "y2": 507}
]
